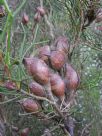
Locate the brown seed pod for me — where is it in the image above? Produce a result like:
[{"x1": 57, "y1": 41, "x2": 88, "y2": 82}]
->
[
  {"x1": 22, "y1": 13, "x2": 29, "y2": 25},
  {"x1": 29, "y1": 81, "x2": 45, "y2": 97},
  {"x1": 34, "y1": 12, "x2": 41, "y2": 23},
  {"x1": 55, "y1": 36, "x2": 69, "y2": 54},
  {"x1": 20, "y1": 128, "x2": 30, "y2": 136},
  {"x1": 64, "y1": 63, "x2": 80, "y2": 91},
  {"x1": 38, "y1": 45, "x2": 50, "y2": 63},
  {"x1": 21, "y1": 98, "x2": 40, "y2": 113},
  {"x1": 37, "y1": 6, "x2": 45, "y2": 16},
  {"x1": 23, "y1": 57, "x2": 49, "y2": 85},
  {"x1": 50, "y1": 51, "x2": 66, "y2": 70},
  {"x1": 31, "y1": 58, "x2": 49, "y2": 85},
  {"x1": 50, "y1": 73, "x2": 65, "y2": 97}
]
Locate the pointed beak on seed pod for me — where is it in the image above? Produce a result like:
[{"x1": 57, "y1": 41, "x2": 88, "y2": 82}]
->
[
  {"x1": 21, "y1": 98, "x2": 40, "y2": 113},
  {"x1": 50, "y1": 51, "x2": 66, "y2": 70},
  {"x1": 20, "y1": 128, "x2": 30, "y2": 136},
  {"x1": 50, "y1": 73, "x2": 65, "y2": 99},
  {"x1": 64, "y1": 63, "x2": 80, "y2": 91},
  {"x1": 38, "y1": 45, "x2": 51, "y2": 63},
  {"x1": 29, "y1": 81, "x2": 45, "y2": 97}
]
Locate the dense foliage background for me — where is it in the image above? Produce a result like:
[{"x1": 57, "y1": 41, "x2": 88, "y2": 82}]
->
[{"x1": 0, "y1": 0, "x2": 102, "y2": 136}]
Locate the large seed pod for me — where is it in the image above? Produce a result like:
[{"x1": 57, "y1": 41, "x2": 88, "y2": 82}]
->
[
  {"x1": 21, "y1": 98, "x2": 40, "y2": 113},
  {"x1": 55, "y1": 36, "x2": 69, "y2": 54},
  {"x1": 20, "y1": 128, "x2": 30, "y2": 136},
  {"x1": 23, "y1": 57, "x2": 49, "y2": 85},
  {"x1": 50, "y1": 51, "x2": 66, "y2": 70},
  {"x1": 64, "y1": 63, "x2": 80, "y2": 91},
  {"x1": 38, "y1": 45, "x2": 50, "y2": 63},
  {"x1": 22, "y1": 13, "x2": 29, "y2": 25},
  {"x1": 29, "y1": 81, "x2": 45, "y2": 97},
  {"x1": 50, "y1": 73, "x2": 65, "y2": 97},
  {"x1": 30, "y1": 58, "x2": 49, "y2": 84}
]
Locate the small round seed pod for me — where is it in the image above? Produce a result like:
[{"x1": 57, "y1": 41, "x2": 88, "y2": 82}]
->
[
  {"x1": 4, "y1": 80, "x2": 16, "y2": 90},
  {"x1": 20, "y1": 128, "x2": 30, "y2": 136},
  {"x1": 21, "y1": 98, "x2": 40, "y2": 113},
  {"x1": 37, "y1": 6, "x2": 46, "y2": 16},
  {"x1": 34, "y1": 12, "x2": 41, "y2": 23},
  {"x1": 22, "y1": 13, "x2": 29, "y2": 25}
]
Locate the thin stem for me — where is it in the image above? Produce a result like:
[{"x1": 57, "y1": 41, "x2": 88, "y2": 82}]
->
[
  {"x1": 22, "y1": 24, "x2": 39, "y2": 58},
  {"x1": 13, "y1": 0, "x2": 27, "y2": 16},
  {"x1": 20, "y1": 89, "x2": 54, "y2": 105}
]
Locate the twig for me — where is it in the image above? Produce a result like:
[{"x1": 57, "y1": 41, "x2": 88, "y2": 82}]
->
[
  {"x1": 0, "y1": 96, "x2": 20, "y2": 105},
  {"x1": 44, "y1": 82, "x2": 64, "y2": 119},
  {"x1": 69, "y1": 0, "x2": 85, "y2": 58},
  {"x1": 18, "y1": 111, "x2": 39, "y2": 116},
  {"x1": 20, "y1": 89, "x2": 54, "y2": 104}
]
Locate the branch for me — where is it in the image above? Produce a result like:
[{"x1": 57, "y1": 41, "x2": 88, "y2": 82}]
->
[{"x1": 20, "y1": 89, "x2": 54, "y2": 105}]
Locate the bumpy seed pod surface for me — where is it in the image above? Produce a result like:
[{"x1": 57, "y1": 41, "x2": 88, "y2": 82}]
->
[
  {"x1": 22, "y1": 13, "x2": 29, "y2": 25},
  {"x1": 50, "y1": 73, "x2": 65, "y2": 97},
  {"x1": 38, "y1": 45, "x2": 50, "y2": 63},
  {"x1": 20, "y1": 128, "x2": 30, "y2": 136},
  {"x1": 64, "y1": 63, "x2": 80, "y2": 91},
  {"x1": 21, "y1": 98, "x2": 40, "y2": 113},
  {"x1": 29, "y1": 81, "x2": 45, "y2": 97},
  {"x1": 55, "y1": 36, "x2": 69, "y2": 54},
  {"x1": 50, "y1": 51, "x2": 66, "y2": 70}
]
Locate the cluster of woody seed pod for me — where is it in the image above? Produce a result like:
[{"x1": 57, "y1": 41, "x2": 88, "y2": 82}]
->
[{"x1": 21, "y1": 36, "x2": 80, "y2": 114}]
